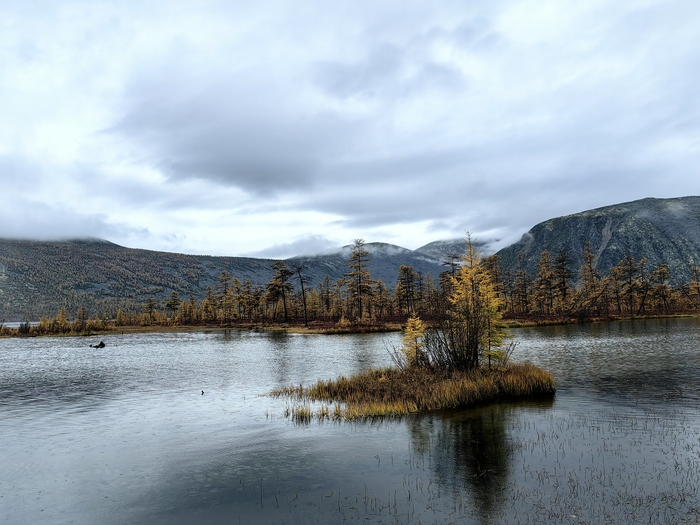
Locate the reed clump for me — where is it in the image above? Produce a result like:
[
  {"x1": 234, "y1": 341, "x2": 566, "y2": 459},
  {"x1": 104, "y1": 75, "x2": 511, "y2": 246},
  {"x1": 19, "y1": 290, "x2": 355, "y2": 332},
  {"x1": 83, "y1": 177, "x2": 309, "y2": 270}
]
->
[
  {"x1": 272, "y1": 363, "x2": 555, "y2": 419},
  {"x1": 291, "y1": 404, "x2": 312, "y2": 423}
]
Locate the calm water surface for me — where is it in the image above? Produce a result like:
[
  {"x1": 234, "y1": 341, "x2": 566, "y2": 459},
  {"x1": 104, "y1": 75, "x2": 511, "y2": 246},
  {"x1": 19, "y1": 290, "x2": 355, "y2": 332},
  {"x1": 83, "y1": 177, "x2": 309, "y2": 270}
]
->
[{"x1": 2, "y1": 319, "x2": 700, "y2": 524}]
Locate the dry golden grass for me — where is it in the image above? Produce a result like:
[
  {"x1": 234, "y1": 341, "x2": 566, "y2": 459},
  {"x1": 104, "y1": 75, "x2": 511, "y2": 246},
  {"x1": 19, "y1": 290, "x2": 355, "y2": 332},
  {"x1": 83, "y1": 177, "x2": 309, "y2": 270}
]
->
[{"x1": 272, "y1": 363, "x2": 555, "y2": 420}]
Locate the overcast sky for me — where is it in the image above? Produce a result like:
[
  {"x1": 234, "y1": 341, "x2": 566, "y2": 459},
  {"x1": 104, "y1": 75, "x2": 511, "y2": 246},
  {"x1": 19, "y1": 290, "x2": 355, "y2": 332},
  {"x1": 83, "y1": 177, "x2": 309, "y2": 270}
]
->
[{"x1": 2, "y1": 0, "x2": 699, "y2": 258}]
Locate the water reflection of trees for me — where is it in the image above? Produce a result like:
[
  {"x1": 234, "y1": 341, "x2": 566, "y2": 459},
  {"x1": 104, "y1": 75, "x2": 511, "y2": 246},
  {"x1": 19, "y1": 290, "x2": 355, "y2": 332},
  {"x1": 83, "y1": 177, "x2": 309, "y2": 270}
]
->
[
  {"x1": 266, "y1": 331, "x2": 293, "y2": 385},
  {"x1": 408, "y1": 401, "x2": 553, "y2": 524},
  {"x1": 445, "y1": 407, "x2": 511, "y2": 520}
]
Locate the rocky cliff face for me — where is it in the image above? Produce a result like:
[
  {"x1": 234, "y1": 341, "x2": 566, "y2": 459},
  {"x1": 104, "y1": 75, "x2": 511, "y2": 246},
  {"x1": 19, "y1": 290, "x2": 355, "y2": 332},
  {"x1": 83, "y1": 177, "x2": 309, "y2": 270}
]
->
[{"x1": 496, "y1": 196, "x2": 700, "y2": 284}]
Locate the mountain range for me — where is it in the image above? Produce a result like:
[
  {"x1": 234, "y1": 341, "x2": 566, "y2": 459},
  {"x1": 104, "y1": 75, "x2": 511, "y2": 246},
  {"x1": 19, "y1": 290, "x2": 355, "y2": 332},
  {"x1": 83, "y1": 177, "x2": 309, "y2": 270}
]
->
[
  {"x1": 496, "y1": 196, "x2": 700, "y2": 283},
  {"x1": 1, "y1": 196, "x2": 700, "y2": 321},
  {"x1": 0, "y1": 238, "x2": 451, "y2": 321}
]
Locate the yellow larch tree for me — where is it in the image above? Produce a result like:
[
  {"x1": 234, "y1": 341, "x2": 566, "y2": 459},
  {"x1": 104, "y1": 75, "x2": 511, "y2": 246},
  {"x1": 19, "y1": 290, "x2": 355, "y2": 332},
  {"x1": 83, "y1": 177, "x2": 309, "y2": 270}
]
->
[
  {"x1": 441, "y1": 232, "x2": 506, "y2": 371},
  {"x1": 401, "y1": 316, "x2": 426, "y2": 367}
]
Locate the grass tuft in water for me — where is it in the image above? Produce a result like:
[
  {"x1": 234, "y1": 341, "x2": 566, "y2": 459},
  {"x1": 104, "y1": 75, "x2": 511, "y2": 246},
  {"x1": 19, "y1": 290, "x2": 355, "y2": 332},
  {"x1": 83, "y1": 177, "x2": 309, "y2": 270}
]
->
[{"x1": 290, "y1": 404, "x2": 312, "y2": 423}]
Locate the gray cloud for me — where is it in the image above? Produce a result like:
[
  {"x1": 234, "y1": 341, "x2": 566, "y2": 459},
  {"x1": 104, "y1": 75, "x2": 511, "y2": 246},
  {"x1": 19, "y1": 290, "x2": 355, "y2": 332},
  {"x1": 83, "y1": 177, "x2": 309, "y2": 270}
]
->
[
  {"x1": 110, "y1": 82, "x2": 355, "y2": 196},
  {"x1": 0, "y1": 198, "x2": 120, "y2": 241},
  {"x1": 2, "y1": 0, "x2": 700, "y2": 256},
  {"x1": 0, "y1": 156, "x2": 163, "y2": 245},
  {"x1": 313, "y1": 43, "x2": 404, "y2": 99}
]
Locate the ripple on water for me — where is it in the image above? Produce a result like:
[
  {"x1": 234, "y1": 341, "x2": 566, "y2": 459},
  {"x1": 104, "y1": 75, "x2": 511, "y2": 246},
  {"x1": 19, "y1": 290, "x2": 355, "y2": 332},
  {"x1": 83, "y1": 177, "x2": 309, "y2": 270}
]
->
[{"x1": 2, "y1": 320, "x2": 700, "y2": 524}]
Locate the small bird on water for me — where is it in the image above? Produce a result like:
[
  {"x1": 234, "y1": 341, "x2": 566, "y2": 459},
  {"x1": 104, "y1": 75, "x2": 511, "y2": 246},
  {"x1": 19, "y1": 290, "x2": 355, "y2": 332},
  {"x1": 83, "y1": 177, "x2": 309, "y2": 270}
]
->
[{"x1": 201, "y1": 390, "x2": 204, "y2": 395}]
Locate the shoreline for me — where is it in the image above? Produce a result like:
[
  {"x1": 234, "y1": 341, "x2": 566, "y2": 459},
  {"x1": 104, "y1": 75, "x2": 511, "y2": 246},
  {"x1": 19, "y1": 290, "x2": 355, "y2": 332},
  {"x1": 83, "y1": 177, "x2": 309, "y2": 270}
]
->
[
  {"x1": 501, "y1": 312, "x2": 699, "y2": 328},
  {"x1": 2, "y1": 314, "x2": 698, "y2": 339}
]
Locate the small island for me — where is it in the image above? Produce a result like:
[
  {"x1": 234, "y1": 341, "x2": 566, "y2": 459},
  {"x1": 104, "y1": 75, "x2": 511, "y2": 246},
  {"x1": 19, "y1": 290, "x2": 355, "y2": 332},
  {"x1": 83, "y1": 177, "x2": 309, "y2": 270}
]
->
[{"x1": 273, "y1": 236, "x2": 556, "y2": 420}]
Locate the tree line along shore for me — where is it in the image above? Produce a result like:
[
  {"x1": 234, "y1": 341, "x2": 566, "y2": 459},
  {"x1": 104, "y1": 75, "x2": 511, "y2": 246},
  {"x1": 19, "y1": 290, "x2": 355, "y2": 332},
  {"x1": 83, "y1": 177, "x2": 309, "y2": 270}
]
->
[{"x1": 3, "y1": 238, "x2": 700, "y2": 338}]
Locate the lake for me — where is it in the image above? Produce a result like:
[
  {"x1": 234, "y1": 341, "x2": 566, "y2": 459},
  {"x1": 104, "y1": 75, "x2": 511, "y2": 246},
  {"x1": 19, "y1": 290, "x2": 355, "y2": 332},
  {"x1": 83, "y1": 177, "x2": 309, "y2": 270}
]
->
[{"x1": 2, "y1": 318, "x2": 700, "y2": 524}]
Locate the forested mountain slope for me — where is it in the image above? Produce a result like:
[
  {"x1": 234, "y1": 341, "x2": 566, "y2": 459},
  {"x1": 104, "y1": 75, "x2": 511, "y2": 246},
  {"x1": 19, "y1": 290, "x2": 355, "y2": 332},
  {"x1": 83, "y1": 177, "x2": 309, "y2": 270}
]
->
[
  {"x1": 496, "y1": 196, "x2": 700, "y2": 284},
  {"x1": 0, "y1": 239, "x2": 443, "y2": 321},
  {"x1": 3, "y1": 196, "x2": 700, "y2": 321}
]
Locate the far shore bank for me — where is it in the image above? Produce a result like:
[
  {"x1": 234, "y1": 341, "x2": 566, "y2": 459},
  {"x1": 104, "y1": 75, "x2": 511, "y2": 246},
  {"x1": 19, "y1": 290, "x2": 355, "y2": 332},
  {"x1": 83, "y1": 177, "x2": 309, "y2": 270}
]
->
[{"x1": 1, "y1": 313, "x2": 698, "y2": 339}]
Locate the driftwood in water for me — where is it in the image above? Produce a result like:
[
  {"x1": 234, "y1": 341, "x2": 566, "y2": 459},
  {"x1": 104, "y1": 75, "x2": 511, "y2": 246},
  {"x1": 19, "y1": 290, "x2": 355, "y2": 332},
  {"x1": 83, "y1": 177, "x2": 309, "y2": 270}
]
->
[{"x1": 90, "y1": 341, "x2": 106, "y2": 349}]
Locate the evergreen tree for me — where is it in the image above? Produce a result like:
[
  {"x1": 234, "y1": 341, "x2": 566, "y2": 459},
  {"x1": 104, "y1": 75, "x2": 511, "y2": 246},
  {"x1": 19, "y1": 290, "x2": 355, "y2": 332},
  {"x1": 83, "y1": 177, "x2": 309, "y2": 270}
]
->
[
  {"x1": 533, "y1": 251, "x2": 555, "y2": 316},
  {"x1": 144, "y1": 297, "x2": 158, "y2": 321},
  {"x1": 373, "y1": 280, "x2": 393, "y2": 321},
  {"x1": 215, "y1": 271, "x2": 232, "y2": 300},
  {"x1": 513, "y1": 252, "x2": 532, "y2": 315},
  {"x1": 176, "y1": 295, "x2": 195, "y2": 324},
  {"x1": 165, "y1": 291, "x2": 181, "y2": 318},
  {"x1": 220, "y1": 289, "x2": 236, "y2": 324},
  {"x1": 200, "y1": 297, "x2": 217, "y2": 323},
  {"x1": 239, "y1": 280, "x2": 255, "y2": 320},
  {"x1": 650, "y1": 264, "x2": 671, "y2": 313},
  {"x1": 344, "y1": 239, "x2": 373, "y2": 320},
  {"x1": 291, "y1": 263, "x2": 309, "y2": 326},
  {"x1": 442, "y1": 253, "x2": 461, "y2": 279},
  {"x1": 636, "y1": 257, "x2": 651, "y2": 315},
  {"x1": 54, "y1": 306, "x2": 69, "y2": 332},
  {"x1": 576, "y1": 243, "x2": 600, "y2": 317},
  {"x1": 75, "y1": 307, "x2": 87, "y2": 332},
  {"x1": 319, "y1": 275, "x2": 333, "y2": 318},
  {"x1": 232, "y1": 277, "x2": 243, "y2": 318},
  {"x1": 395, "y1": 264, "x2": 416, "y2": 315},
  {"x1": 553, "y1": 248, "x2": 573, "y2": 314},
  {"x1": 266, "y1": 261, "x2": 294, "y2": 322},
  {"x1": 608, "y1": 263, "x2": 625, "y2": 314}
]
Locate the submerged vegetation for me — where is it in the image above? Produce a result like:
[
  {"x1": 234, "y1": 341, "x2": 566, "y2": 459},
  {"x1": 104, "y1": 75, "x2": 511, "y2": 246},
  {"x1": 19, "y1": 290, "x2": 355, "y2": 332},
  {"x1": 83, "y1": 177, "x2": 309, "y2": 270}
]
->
[{"x1": 274, "y1": 234, "x2": 556, "y2": 419}]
